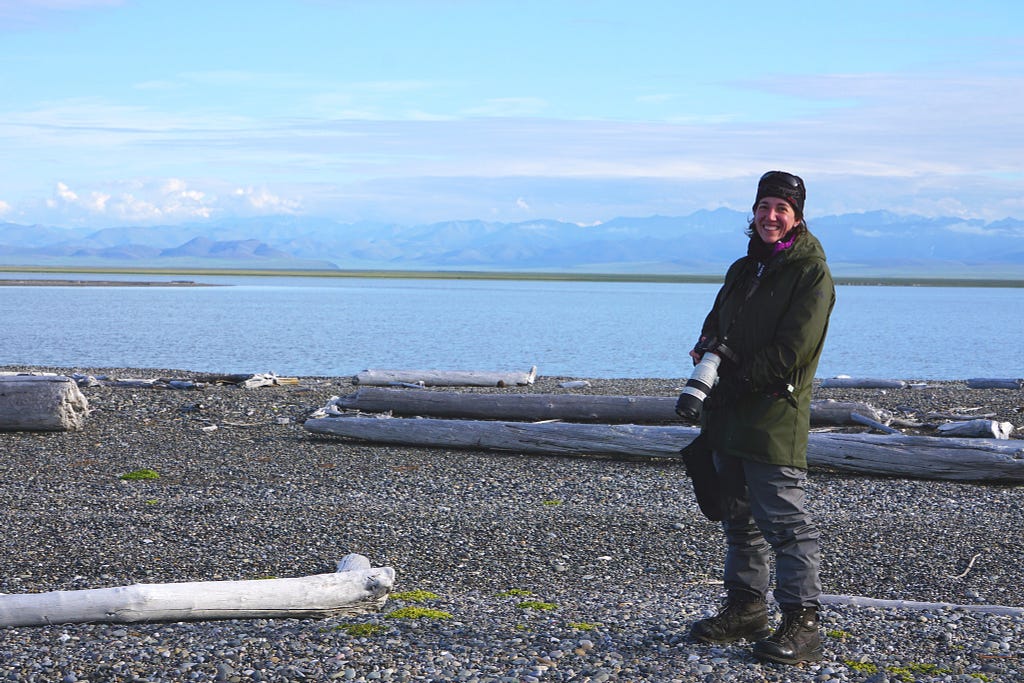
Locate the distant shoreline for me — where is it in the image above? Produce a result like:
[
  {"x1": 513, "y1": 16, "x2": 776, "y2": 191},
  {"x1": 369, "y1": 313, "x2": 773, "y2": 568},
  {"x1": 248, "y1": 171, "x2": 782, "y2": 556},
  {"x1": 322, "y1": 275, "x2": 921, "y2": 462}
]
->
[
  {"x1": 1, "y1": 265, "x2": 1022, "y2": 287},
  {"x1": 0, "y1": 278, "x2": 218, "y2": 287}
]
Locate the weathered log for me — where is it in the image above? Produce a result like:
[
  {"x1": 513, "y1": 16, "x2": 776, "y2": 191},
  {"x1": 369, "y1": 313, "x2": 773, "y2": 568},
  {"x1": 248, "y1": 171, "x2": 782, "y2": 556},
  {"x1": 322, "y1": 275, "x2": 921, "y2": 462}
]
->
[
  {"x1": 0, "y1": 375, "x2": 89, "y2": 431},
  {"x1": 927, "y1": 411, "x2": 995, "y2": 420},
  {"x1": 187, "y1": 373, "x2": 299, "y2": 388},
  {"x1": 694, "y1": 582, "x2": 1024, "y2": 616},
  {"x1": 818, "y1": 594, "x2": 1024, "y2": 617},
  {"x1": 849, "y1": 412, "x2": 901, "y2": 434},
  {"x1": 967, "y1": 378, "x2": 1024, "y2": 390},
  {"x1": 332, "y1": 388, "x2": 680, "y2": 423},
  {"x1": 819, "y1": 378, "x2": 908, "y2": 389},
  {"x1": 810, "y1": 400, "x2": 891, "y2": 426},
  {"x1": 304, "y1": 416, "x2": 1024, "y2": 482},
  {"x1": 330, "y1": 389, "x2": 889, "y2": 427},
  {"x1": 937, "y1": 419, "x2": 1015, "y2": 439},
  {"x1": 353, "y1": 367, "x2": 537, "y2": 387},
  {"x1": 0, "y1": 554, "x2": 394, "y2": 627}
]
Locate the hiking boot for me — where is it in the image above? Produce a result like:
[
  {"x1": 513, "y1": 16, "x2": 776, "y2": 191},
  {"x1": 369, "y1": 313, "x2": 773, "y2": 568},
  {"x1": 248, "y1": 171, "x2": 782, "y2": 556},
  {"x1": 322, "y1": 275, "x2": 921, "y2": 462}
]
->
[
  {"x1": 689, "y1": 596, "x2": 770, "y2": 644},
  {"x1": 752, "y1": 607, "x2": 823, "y2": 664}
]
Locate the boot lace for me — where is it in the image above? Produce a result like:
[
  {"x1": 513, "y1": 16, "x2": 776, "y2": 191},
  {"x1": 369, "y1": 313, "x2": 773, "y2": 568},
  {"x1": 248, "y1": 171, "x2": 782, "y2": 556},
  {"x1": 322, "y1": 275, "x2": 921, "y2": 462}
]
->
[{"x1": 772, "y1": 612, "x2": 805, "y2": 642}]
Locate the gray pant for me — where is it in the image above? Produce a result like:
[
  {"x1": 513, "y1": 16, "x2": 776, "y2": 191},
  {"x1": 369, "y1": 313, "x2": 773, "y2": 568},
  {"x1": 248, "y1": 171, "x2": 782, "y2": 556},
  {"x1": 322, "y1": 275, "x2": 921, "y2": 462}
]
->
[{"x1": 713, "y1": 451, "x2": 821, "y2": 609}]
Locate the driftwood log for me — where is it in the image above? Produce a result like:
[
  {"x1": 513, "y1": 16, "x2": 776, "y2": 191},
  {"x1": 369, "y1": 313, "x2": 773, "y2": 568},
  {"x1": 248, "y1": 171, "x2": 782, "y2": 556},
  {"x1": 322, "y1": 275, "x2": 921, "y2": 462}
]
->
[
  {"x1": 811, "y1": 400, "x2": 892, "y2": 426},
  {"x1": 0, "y1": 554, "x2": 394, "y2": 627},
  {"x1": 326, "y1": 388, "x2": 888, "y2": 427},
  {"x1": 0, "y1": 375, "x2": 89, "y2": 431},
  {"x1": 937, "y1": 419, "x2": 1015, "y2": 439},
  {"x1": 70, "y1": 372, "x2": 298, "y2": 390},
  {"x1": 304, "y1": 416, "x2": 1024, "y2": 482},
  {"x1": 967, "y1": 378, "x2": 1024, "y2": 390},
  {"x1": 353, "y1": 367, "x2": 537, "y2": 387},
  {"x1": 819, "y1": 378, "x2": 908, "y2": 389},
  {"x1": 333, "y1": 388, "x2": 678, "y2": 422},
  {"x1": 849, "y1": 412, "x2": 900, "y2": 434},
  {"x1": 818, "y1": 594, "x2": 1024, "y2": 617}
]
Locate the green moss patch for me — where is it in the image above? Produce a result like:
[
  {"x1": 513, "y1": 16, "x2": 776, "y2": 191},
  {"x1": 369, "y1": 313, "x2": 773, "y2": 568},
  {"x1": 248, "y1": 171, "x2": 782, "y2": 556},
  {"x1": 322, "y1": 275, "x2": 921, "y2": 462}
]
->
[
  {"x1": 886, "y1": 663, "x2": 953, "y2": 682},
  {"x1": 335, "y1": 623, "x2": 386, "y2": 637},
  {"x1": 120, "y1": 468, "x2": 160, "y2": 480},
  {"x1": 568, "y1": 622, "x2": 598, "y2": 631},
  {"x1": 845, "y1": 661, "x2": 877, "y2": 674},
  {"x1": 391, "y1": 590, "x2": 440, "y2": 603}
]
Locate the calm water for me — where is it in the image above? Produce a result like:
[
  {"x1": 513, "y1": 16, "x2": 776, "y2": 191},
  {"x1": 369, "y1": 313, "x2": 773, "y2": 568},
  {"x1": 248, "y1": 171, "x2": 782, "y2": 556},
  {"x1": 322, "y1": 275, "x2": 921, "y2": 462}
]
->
[{"x1": 1, "y1": 274, "x2": 1021, "y2": 379}]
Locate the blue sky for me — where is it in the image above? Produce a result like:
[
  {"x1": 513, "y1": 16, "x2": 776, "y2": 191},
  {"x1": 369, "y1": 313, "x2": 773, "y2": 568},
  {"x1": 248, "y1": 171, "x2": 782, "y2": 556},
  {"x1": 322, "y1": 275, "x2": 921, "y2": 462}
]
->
[{"x1": 1, "y1": 0, "x2": 1023, "y2": 228}]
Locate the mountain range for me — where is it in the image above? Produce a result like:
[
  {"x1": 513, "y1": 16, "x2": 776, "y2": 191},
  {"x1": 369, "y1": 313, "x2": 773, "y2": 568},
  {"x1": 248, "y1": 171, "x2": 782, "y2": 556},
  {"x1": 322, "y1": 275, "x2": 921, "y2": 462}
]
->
[{"x1": 2, "y1": 209, "x2": 1023, "y2": 278}]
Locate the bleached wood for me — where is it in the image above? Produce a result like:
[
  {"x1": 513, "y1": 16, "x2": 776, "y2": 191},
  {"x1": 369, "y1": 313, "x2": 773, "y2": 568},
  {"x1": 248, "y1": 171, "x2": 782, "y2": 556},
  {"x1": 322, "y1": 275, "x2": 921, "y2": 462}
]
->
[
  {"x1": 967, "y1": 378, "x2": 1023, "y2": 390},
  {"x1": 0, "y1": 375, "x2": 89, "y2": 431},
  {"x1": 304, "y1": 416, "x2": 1024, "y2": 482},
  {"x1": 353, "y1": 367, "x2": 537, "y2": 387},
  {"x1": 0, "y1": 554, "x2": 394, "y2": 627},
  {"x1": 241, "y1": 373, "x2": 279, "y2": 389},
  {"x1": 818, "y1": 593, "x2": 1024, "y2": 617},
  {"x1": 849, "y1": 412, "x2": 901, "y2": 434},
  {"x1": 331, "y1": 389, "x2": 888, "y2": 427},
  {"x1": 810, "y1": 400, "x2": 891, "y2": 426},
  {"x1": 937, "y1": 419, "x2": 1015, "y2": 439},
  {"x1": 691, "y1": 581, "x2": 1023, "y2": 616},
  {"x1": 819, "y1": 378, "x2": 907, "y2": 389},
  {"x1": 333, "y1": 388, "x2": 679, "y2": 423},
  {"x1": 928, "y1": 411, "x2": 995, "y2": 420}
]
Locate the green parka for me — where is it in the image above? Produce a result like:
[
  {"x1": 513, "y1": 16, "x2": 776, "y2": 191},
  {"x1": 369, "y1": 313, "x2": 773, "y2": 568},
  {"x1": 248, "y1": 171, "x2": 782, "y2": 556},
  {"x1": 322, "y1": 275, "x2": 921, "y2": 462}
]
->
[{"x1": 699, "y1": 229, "x2": 835, "y2": 468}]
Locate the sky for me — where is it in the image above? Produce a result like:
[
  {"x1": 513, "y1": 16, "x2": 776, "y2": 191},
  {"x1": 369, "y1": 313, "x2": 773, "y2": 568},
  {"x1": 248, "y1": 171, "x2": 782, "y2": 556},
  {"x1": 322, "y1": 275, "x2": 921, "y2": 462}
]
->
[{"x1": 1, "y1": 0, "x2": 1023, "y2": 229}]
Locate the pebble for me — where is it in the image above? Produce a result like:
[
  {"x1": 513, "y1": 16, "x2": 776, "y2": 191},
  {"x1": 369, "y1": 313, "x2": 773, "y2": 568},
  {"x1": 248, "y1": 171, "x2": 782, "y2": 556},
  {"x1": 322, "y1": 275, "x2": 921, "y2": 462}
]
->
[{"x1": 1, "y1": 367, "x2": 1023, "y2": 681}]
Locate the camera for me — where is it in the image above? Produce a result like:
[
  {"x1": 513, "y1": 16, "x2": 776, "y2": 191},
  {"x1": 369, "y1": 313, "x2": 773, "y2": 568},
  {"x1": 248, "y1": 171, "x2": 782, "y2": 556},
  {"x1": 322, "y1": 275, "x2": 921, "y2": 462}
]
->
[{"x1": 675, "y1": 338, "x2": 737, "y2": 421}]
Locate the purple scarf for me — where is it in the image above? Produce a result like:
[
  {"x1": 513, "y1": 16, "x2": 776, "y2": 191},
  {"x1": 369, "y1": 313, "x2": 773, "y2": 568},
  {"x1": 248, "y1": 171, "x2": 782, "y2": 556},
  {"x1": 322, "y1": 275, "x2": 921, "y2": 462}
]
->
[{"x1": 772, "y1": 233, "x2": 796, "y2": 255}]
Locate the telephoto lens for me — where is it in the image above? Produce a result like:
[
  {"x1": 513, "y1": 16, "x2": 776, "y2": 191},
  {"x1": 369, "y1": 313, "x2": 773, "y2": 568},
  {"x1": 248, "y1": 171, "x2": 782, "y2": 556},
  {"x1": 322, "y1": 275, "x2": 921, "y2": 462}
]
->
[{"x1": 675, "y1": 352, "x2": 722, "y2": 421}]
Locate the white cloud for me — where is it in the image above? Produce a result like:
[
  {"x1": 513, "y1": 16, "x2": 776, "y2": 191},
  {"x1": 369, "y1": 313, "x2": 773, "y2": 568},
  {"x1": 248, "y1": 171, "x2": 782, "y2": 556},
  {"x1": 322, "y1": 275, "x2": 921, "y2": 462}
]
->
[
  {"x1": 851, "y1": 229, "x2": 886, "y2": 238},
  {"x1": 232, "y1": 186, "x2": 301, "y2": 214},
  {"x1": 40, "y1": 179, "x2": 216, "y2": 223},
  {"x1": 56, "y1": 182, "x2": 78, "y2": 202},
  {"x1": 946, "y1": 222, "x2": 1017, "y2": 236},
  {"x1": 85, "y1": 191, "x2": 110, "y2": 212},
  {"x1": 4, "y1": 63, "x2": 1024, "y2": 226},
  {"x1": 0, "y1": 199, "x2": 10, "y2": 215},
  {"x1": 110, "y1": 193, "x2": 162, "y2": 221}
]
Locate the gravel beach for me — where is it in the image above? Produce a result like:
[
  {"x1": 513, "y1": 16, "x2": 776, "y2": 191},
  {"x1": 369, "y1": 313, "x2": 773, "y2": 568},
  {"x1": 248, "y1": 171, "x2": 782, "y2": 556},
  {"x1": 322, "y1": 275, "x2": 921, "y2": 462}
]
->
[{"x1": 2, "y1": 365, "x2": 1023, "y2": 683}]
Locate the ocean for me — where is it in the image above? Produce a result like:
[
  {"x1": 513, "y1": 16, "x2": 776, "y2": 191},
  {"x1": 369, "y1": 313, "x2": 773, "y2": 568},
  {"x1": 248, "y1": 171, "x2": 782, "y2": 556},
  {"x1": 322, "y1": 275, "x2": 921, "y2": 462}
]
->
[{"x1": 2, "y1": 273, "x2": 1021, "y2": 380}]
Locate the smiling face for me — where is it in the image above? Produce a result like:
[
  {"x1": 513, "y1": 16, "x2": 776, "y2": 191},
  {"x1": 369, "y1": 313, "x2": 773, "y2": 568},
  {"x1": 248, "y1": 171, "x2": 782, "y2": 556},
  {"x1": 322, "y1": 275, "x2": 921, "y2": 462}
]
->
[{"x1": 754, "y1": 197, "x2": 801, "y2": 245}]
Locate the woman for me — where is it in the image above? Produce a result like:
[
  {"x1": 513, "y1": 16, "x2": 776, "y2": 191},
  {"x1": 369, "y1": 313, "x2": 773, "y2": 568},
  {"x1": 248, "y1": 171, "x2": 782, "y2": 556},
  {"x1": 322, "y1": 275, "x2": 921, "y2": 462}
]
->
[{"x1": 680, "y1": 171, "x2": 835, "y2": 665}]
